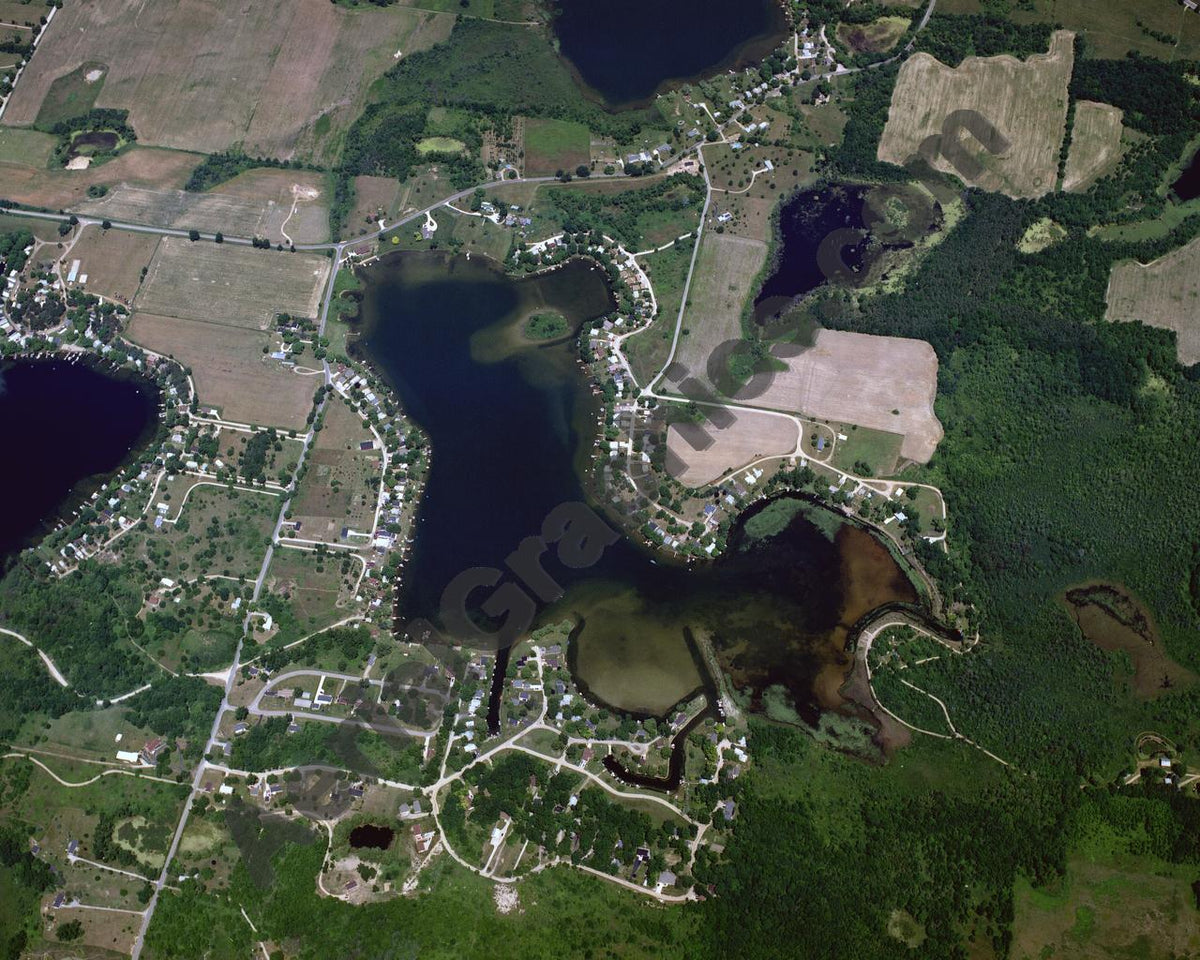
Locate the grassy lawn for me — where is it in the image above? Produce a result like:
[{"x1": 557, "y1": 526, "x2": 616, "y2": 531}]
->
[{"x1": 830, "y1": 423, "x2": 905, "y2": 476}]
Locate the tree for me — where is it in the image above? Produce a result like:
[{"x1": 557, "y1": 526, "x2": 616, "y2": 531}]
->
[
  {"x1": 188, "y1": 229, "x2": 200, "y2": 241},
  {"x1": 56, "y1": 921, "x2": 83, "y2": 942},
  {"x1": 214, "y1": 231, "x2": 224, "y2": 244},
  {"x1": 101, "y1": 219, "x2": 112, "y2": 230}
]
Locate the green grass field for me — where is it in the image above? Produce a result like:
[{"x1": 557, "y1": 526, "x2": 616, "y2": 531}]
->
[
  {"x1": 415, "y1": 136, "x2": 466, "y2": 155},
  {"x1": 523, "y1": 118, "x2": 591, "y2": 176},
  {"x1": 35, "y1": 61, "x2": 106, "y2": 128},
  {"x1": 0, "y1": 126, "x2": 56, "y2": 166}
]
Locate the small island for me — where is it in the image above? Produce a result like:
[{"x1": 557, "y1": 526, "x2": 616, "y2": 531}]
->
[{"x1": 522, "y1": 310, "x2": 570, "y2": 341}]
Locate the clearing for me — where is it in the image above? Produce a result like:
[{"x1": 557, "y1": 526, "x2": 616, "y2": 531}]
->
[
  {"x1": 1012, "y1": 855, "x2": 1200, "y2": 960},
  {"x1": 666, "y1": 407, "x2": 798, "y2": 488},
  {"x1": 740, "y1": 329, "x2": 943, "y2": 464},
  {"x1": 134, "y1": 236, "x2": 330, "y2": 330},
  {"x1": 119, "y1": 485, "x2": 279, "y2": 589},
  {"x1": 835, "y1": 16, "x2": 910, "y2": 54},
  {"x1": 1104, "y1": 233, "x2": 1200, "y2": 364},
  {"x1": 261, "y1": 547, "x2": 358, "y2": 645},
  {"x1": 126, "y1": 313, "x2": 317, "y2": 430},
  {"x1": 62, "y1": 225, "x2": 160, "y2": 304},
  {"x1": 878, "y1": 30, "x2": 1074, "y2": 199},
  {"x1": 1018, "y1": 216, "x2": 1067, "y2": 254},
  {"x1": 1062, "y1": 101, "x2": 1124, "y2": 193},
  {"x1": 4, "y1": 0, "x2": 453, "y2": 161}
]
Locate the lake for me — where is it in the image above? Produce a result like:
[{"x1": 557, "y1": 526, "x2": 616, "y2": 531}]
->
[
  {"x1": 551, "y1": 0, "x2": 790, "y2": 107},
  {"x1": 358, "y1": 252, "x2": 921, "y2": 726},
  {"x1": 0, "y1": 357, "x2": 158, "y2": 567}
]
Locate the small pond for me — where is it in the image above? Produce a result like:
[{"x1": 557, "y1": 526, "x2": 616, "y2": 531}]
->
[
  {"x1": 68, "y1": 130, "x2": 119, "y2": 158},
  {"x1": 1170, "y1": 148, "x2": 1200, "y2": 203},
  {"x1": 348, "y1": 824, "x2": 395, "y2": 850}
]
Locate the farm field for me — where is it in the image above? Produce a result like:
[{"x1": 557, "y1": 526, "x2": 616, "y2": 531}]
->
[
  {"x1": 671, "y1": 230, "x2": 768, "y2": 389},
  {"x1": 1062, "y1": 101, "x2": 1124, "y2": 193},
  {"x1": 134, "y1": 237, "x2": 330, "y2": 330},
  {"x1": 741, "y1": 330, "x2": 943, "y2": 464},
  {"x1": 0, "y1": 144, "x2": 199, "y2": 210},
  {"x1": 3, "y1": 0, "x2": 454, "y2": 161},
  {"x1": 0, "y1": 1, "x2": 48, "y2": 25},
  {"x1": 79, "y1": 169, "x2": 330, "y2": 244},
  {"x1": 878, "y1": 30, "x2": 1074, "y2": 199},
  {"x1": 126, "y1": 313, "x2": 317, "y2": 430},
  {"x1": 290, "y1": 396, "x2": 382, "y2": 542},
  {"x1": 1104, "y1": 234, "x2": 1200, "y2": 364},
  {"x1": 63, "y1": 225, "x2": 160, "y2": 303},
  {"x1": 666, "y1": 407, "x2": 797, "y2": 488},
  {"x1": 523, "y1": 118, "x2": 591, "y2": 176}
]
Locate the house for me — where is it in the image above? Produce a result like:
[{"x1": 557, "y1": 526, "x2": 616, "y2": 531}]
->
[
  {"x1": 658, "y1": 870, "x2": 677, "y2": 888},
  {"x1": 66, "y1": 839, "x2": 78, "y2": 857},
  {"x1": 140, "y1": 738, "x2": 166, "y2": 765},
  {"x1": 233, "y1": 722, "x2": 249, "y2": 736},
  {"x1": 722, "y1": 799, "x2": 737, "y2": 822}
]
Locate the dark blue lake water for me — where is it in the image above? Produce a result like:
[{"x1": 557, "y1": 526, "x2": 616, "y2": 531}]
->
[
  {"x1": 0, "y1": 358, "x2": 158, "y2": 567},
  {"x1": 552, "y1": 0, "x2": 789, "y2": 106},
  {"x1": 357, "y1": 252, "x2": 918, "y2": 726}
]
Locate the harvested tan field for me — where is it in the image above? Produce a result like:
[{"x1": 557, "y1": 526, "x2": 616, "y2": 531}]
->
[
  {"x1": 0, "y1": 146, "x2": 198, "y2": 209},
  {"x1": 135, "y1": 237, "x2": 331, "y2": 330},
  {"x1": 1105, "y1": 235, "x2": 1200, "y2": 364},
  {"x1": 666, "y1": 407, "x2": 797, "y2": 488},
  {"x1": 4, "y1": 0, "x2": 453, "y2": 160},
  {"x1": 672, "y1": 231, "x2": 768, "y2": 389},
  {"x1": 878, "y1": 30, "x2": 1074, "y2": 199},
  {"x1": 346, "y1": 175, "x2": 401, "y2": 237},
  {"x1": 77, "y1": 170, "x2": 329, "y2": 244},
  {"x1": 65, "y1": 225, "x2": 160, "y2": 303},
  {"x1": 740, "y1": 329, "x2": 942, "y2": 463},
  {"x1": 126, "y1": 313, "x2": 316, "y2": 430},
  {"x1": 0, "y1": 2, "x2": 44, "y2": 26},
  {"x1": 1062, "y1": 101, "x2": 1124, "y2": 193}
]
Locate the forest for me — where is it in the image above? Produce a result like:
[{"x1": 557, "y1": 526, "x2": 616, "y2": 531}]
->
[{"x1": 0, "y1": 559, "x2": 152, "y2": 699}]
